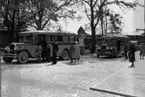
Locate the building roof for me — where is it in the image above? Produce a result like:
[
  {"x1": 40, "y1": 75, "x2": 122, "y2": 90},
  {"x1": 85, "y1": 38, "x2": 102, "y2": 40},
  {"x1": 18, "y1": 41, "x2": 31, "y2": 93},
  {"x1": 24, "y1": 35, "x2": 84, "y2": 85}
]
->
[
  {"x1": 19, "y1": 30, "x2": 76, "y2": 35},
  {"x1": 101, "y1": 35, "x2": 128, "y2": 38}
]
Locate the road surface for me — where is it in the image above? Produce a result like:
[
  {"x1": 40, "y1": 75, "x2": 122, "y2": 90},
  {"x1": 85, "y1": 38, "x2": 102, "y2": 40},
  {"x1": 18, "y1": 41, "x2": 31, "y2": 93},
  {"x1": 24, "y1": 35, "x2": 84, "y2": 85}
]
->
[{"x1": 1, "y1": 52, "x2": 143, "y2": 97}]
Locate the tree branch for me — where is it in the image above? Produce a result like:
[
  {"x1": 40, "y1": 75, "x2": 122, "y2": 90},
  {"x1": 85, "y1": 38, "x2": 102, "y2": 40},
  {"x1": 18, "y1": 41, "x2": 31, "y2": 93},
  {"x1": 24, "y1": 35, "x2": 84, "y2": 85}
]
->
[
  {"x1": 82, "y1": 0, "x2": 90, "y2": 6},
  {"x1": 42, "y1": 19, "x2": 50, "y2": 29},
  {"x1": 93, "y1": 0, "x2": 99, "y2": 8},
  {"x1": 81, "y1": 1, "x2": 91, "y2": 21}
]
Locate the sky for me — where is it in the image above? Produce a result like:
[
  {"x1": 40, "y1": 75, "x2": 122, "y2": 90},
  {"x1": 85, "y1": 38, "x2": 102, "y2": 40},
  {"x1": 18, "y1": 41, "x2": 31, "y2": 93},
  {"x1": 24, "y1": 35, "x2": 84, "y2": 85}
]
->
[{"x1": 60, "y1": 0, "x2": 144, "y2": 35}]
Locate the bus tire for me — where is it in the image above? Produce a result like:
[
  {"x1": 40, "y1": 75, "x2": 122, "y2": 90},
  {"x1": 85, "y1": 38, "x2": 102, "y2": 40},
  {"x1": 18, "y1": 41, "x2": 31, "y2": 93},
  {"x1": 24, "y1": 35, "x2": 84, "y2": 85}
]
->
[
  {"x1": 17, "y1": 51, "x2": 29, "y2": 64},
  {"x1": 3, "y1": 57, "x2": 13, "y2": 63},
  {"x1": 61, "y1": 50, "x2": 69, "y2": 60}
]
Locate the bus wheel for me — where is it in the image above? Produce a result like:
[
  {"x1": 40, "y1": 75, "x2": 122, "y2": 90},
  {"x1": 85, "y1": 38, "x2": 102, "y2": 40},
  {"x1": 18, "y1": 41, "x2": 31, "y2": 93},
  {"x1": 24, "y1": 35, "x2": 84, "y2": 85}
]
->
[
  {"x1": 17, "y1": 51, "x2": 29, "y2": 64},
  {"x1": 61, "y1": 50, "x2": 69, "y2": 60},
  {"x1": 3, "y1": 57, "x2": 13, "y2": 63}
]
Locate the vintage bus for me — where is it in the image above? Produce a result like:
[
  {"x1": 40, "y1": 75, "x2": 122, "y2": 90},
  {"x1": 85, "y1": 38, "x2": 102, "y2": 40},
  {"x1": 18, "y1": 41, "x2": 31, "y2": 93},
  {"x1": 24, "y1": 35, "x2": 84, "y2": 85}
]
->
[
  {"x1": 96, "y1": 35, "x2": 129, "y2": 58},
  {"x1": 2, "y1": 30, "x2": 77, "y2": 63}
]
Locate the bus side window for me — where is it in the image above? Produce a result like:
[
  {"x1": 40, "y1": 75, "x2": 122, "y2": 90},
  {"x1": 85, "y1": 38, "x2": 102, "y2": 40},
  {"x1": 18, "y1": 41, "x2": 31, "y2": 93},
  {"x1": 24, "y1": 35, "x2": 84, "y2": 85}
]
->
[
  {"x1": 63, "y1": 36, "x2": 68, "y2": 42},
  {"x1": 47, "y1": 36, "x2": 51, "y2": 41},
  {"x1": 57, "y1": 36, "x2": 63, "y2": 42},
  {"x1": 70, "y1": 36, "x2": 74, "y2": 43},
  {"x1": 19, "y1": 36, "x2": 23, "y2": 42},
  {"x1": 50, "y1": 35, "x2": 55, "y2": 41}
]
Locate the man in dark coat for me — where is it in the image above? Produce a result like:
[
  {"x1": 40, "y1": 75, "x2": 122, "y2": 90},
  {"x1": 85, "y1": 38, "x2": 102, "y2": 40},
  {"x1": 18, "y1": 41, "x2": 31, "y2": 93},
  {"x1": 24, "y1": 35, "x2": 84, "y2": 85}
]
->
[
  {"x1": 128, "y1": 42, "x2": 136, "y2": 67},
  {"x1": 42, "y1": 42, "x2": 47, "y2": 61},
  {"x1": 46, "y1": 42, "x2": 51, "y2": 62},
  {"x1": 69, "y1": 43, "x2": 75, "y2": 63},
  {"x1": 52, "y1": 42, "x2": 59, "y2": 64},
  {"x1": 124, "y1": 43, "x2": 128, "y2": 59}
]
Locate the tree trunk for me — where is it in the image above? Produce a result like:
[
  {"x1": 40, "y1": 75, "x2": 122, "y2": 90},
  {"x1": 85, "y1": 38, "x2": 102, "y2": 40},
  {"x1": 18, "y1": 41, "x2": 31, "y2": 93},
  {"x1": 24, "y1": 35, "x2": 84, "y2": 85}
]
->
[
  {"x1": 90, "y1": 5, "x2": 96, "y2": 53},
  {"x1": 91, "y1": 27, "x2": 96, "y2": 53},
  {"x1": 105, "y1": 15, "x2": 107, "y2": 35},
  {"x1": 11, "y1": 9, "x2": 16, "y2": 42},
  {"x1": 101, "y1": 17, "x2": 104, "y2": 35}
]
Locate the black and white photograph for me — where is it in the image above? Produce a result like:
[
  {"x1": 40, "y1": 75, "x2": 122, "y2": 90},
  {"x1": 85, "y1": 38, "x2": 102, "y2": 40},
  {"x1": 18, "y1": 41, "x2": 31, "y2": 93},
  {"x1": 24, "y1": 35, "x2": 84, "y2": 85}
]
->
[{"x1": 0, "y1": 0, "x2": 145, "y2": 97}]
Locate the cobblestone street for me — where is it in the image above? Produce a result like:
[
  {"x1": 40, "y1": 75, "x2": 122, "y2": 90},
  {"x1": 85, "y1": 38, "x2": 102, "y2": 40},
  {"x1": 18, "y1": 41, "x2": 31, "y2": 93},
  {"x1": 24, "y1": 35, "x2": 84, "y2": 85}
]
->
[
  {"x1": 90, "y1": 51, "x2": 145, "y2": 97},
  {"x1": 1, "y1": 54, "x2": 134, "y2": 97}
]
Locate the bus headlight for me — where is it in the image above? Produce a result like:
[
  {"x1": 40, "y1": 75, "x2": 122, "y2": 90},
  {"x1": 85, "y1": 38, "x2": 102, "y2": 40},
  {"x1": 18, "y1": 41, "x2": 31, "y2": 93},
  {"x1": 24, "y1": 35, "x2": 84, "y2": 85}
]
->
[
  {"x1": 14, "y1": 46, "x2": 18, "y2": 50},
  {"x1": 5, "y1": 46, "x2": 10, "y2": 51},
  {"x1": 5, "y1": 46, "x2": 10, "y2": 52}
]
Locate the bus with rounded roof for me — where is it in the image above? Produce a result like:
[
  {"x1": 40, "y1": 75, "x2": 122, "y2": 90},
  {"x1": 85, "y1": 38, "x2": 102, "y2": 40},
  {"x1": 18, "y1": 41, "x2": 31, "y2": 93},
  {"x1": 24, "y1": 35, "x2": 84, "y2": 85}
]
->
[{"x1": 2, "y1": 30, "x2": 77, "y2": 63}]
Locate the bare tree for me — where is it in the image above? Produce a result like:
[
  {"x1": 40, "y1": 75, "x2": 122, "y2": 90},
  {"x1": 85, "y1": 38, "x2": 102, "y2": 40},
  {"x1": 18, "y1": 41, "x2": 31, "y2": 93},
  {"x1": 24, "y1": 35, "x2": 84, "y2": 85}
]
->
[
  {"x1": 27, "y1": 0, "x2": 77, "y2": 30},
  {"x1": 0, "y1": 0, "x2": 78, "y2": 41},
  {"x1": 0, "y1": 0, "x2": 31, "y2": 41},
  {"x1": 80, "y1": 0, "x2": 138, "y2": 53}
]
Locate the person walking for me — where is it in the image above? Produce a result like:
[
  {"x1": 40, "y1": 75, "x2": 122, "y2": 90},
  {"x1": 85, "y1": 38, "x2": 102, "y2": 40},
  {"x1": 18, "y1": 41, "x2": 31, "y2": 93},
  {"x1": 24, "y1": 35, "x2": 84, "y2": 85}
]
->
[
  {"x1": 128, "y1": 42, "x2": 136, "y2": 67},
  {"x1": 73, "y1": 41, "x2": 80, "y2": 64},
  {"x1": 69, "y1": 43, "x2": 75, "y2": 63},
  {"x1": 52, "y1": 42, "x2": 59, "y2": 64},
  {"x1": 139, "y1": 43, "x2": 145, "y2": 59}
]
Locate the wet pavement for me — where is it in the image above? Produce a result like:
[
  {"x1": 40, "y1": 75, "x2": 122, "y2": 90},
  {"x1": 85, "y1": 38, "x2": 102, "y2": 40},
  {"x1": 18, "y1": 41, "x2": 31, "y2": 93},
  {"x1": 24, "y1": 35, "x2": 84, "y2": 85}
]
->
[
  {"x1": 90, "y1": 52, "x2": 145, "y2": 97},
  {"x1": 0, "y1": 54, "x2": 136, "y2": 97}
]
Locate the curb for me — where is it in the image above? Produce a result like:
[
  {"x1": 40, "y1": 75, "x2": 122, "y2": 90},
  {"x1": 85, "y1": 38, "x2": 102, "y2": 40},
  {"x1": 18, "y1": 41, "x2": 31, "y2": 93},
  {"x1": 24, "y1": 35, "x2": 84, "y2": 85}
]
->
[{"x1": 90, "y1": 87, "x2": 136, "y2": 97}]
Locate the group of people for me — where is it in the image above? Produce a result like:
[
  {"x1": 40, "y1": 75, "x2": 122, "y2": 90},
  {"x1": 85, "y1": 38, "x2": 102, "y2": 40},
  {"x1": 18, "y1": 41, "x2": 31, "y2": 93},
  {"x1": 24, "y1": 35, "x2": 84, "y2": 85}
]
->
[
  {"x1": 124, "y1": 42, "x2": 145, "y2": 67},
  {"x1": 36, "y1": 41, "x2": 59, "y2": 65},
  {"x1": 36, "y1": 41, "x2": 80, "y2": 65},
  {"x1": 69, "y1": 41, "x2": 80, "y2": 64}
]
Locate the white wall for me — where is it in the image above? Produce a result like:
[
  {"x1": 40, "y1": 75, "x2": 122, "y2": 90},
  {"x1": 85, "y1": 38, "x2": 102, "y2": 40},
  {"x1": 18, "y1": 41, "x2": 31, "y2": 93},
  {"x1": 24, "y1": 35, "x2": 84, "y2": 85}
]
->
[{"x1": 133, "y1": 0, "x2": 144, "y2": 35}]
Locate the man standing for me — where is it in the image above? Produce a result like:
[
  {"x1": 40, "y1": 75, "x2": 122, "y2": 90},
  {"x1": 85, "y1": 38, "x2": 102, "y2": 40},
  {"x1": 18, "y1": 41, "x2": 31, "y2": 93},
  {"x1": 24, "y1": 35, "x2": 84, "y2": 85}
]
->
[
  {"x1": 69, "y1": 43, "x2": 75, "y2": 63},
  {"x1": 128, "y1": 42, "x2": 136, "y2": 67},
  {"x1": 124, "y1": 43, "x2": 128, "y2": 60},
  {"x1": 42, "y1": 42, "x2": 47, "y2": 61},
  {"x1": 139, "y1": 43, "x2": 145, "y2": 59},
  {"x1": 52, "y1": 42, "x2": 59, "y2": 64},
  {"x1": 73, "y1": 41, "x2": 80, "y2": 64},
  {"x1": 46, "y1": 42, "x2": 51, "y2": 62},
  {"x1": 36, "y1": 45, "x2": 42, "y2": 62}
]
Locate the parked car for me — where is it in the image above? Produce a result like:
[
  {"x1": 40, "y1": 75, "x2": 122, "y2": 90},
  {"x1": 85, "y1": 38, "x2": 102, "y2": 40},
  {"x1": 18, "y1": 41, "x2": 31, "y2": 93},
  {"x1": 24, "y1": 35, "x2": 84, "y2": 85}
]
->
[{"x1": 96, "y1": 35, "x2": 129, "y2": 58}]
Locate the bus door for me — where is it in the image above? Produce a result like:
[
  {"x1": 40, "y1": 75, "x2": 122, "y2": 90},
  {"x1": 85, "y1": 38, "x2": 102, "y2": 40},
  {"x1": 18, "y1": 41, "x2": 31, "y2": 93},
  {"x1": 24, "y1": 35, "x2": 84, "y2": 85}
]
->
[
  {"x1": 38, "y1": 34, "x2": 47, "y2": 59},
  {"x1": 38, "y1": 35, "x2": 46, "y2": 44},
  {"x1": 117, "y1": 39, "x2": 121, "y2": 52}
]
